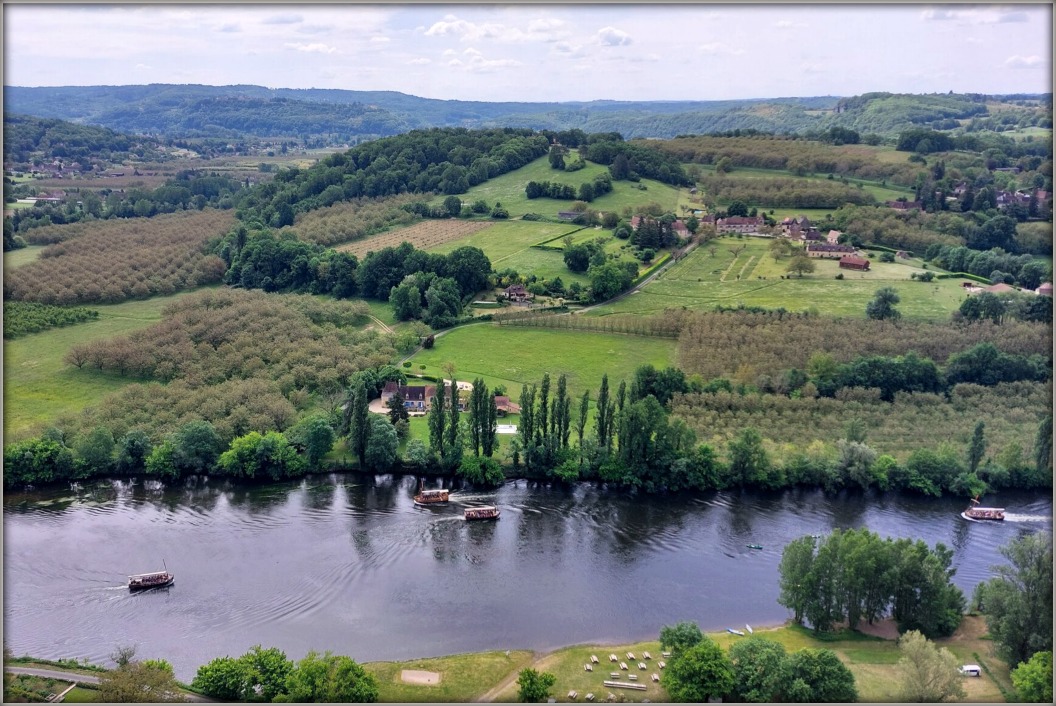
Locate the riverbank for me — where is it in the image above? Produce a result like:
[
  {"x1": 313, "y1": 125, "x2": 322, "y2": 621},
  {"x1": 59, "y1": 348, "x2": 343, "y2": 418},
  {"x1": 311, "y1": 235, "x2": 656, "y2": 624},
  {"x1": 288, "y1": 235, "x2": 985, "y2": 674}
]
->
[{"x1": 8, "y1": 618, "x2": 1011, "y2": 703}]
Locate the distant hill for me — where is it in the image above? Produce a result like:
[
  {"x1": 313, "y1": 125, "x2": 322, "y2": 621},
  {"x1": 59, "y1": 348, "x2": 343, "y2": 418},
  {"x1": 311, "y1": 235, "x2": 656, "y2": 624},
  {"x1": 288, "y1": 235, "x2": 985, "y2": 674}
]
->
[
  {"x1": 3, "y1": 84, "x2": 1050, "y2": 142},
  {"x1": 3, "y1": 113, "x2": 171, "y2": 167}
]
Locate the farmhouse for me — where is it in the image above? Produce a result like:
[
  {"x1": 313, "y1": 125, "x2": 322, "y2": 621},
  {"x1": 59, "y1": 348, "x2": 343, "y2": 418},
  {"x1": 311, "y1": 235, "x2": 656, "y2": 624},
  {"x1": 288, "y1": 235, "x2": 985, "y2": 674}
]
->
[
  {"x1": 806, "y1": 243, "x2": 857, "y2": 259},
  {"x1": 826, "y1": 230, "x2": 842, "y2": 244},
  {"x1": 504, "y1": 284, "x2": 532, "y2": 304},
  {"x1": 1036, "y1": 282, "x2": 1053, "y2": 296},
  {"x1": 839, "y1": 255, "x2": 871, "y2": 271},
  {"x1": 494, "y1": 396, "x2": 522, "y2": 416},
  {"x1": 380, "y1": 383, "x2": 438, "y2": 413},
  {"x1": 716, "y1": 215, "x2": 764, "y2": 233}
]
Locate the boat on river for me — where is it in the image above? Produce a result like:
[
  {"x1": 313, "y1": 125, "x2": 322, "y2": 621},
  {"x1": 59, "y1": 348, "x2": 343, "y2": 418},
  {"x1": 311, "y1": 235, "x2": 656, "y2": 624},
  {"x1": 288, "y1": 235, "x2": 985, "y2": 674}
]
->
[
  {"x1": 727, "y1": 628, "x2": 745, "y2": 636},
  {"x1": 962, "y1": 497, "x2": 1005, "y2": 522},
  {"x1": 746, "y1": 544, "x2": 763, "y2": 550},
  {"x1": 413, "y1": 480, "x2": 450, "y2": 507},
  {"x1": 128, "y1": 570, "x2": 174, "y2": 591},
  {"x1": 464, "y1": 506, "x2": 500, "y2": 521}
]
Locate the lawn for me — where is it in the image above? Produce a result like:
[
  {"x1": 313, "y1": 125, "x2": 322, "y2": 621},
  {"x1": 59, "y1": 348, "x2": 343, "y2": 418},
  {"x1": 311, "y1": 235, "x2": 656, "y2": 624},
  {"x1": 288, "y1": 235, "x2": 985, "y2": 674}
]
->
[
  {"x1": 428, "y1": 220, "x2": 595, "y2": 284},
  {"x1": 408, "y1": 324, "x2": 678, "y2": 400},
  {"x1": 3, "y1": 244, "x2": 45, "y2": 269},
  {"x1": 437, "y1": 153, "x2": 685, "y2": 218},
  {"x1": 587, "y1": 236, "x2": 966, "y2": 320},
  {"x1": 365, "y1": 649, "x2": 534, "y2": 703},
  {"x1": 3, "y1": 289, "x2": 209, "y2": 442}
]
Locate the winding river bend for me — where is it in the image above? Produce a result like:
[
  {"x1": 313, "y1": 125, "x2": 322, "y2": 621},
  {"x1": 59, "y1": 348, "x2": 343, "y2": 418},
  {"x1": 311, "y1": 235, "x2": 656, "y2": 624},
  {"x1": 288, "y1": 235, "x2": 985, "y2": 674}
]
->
[{"x1": 4, "y1": 475, "x2": 1051, "y2": 682}]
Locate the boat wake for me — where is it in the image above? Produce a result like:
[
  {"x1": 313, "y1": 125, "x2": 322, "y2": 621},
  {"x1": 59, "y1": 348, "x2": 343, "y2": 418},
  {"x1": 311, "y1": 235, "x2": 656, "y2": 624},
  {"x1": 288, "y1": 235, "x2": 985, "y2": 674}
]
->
[{"x1": 1003, "y1": 513, "x2": 1051, "y2": 523}]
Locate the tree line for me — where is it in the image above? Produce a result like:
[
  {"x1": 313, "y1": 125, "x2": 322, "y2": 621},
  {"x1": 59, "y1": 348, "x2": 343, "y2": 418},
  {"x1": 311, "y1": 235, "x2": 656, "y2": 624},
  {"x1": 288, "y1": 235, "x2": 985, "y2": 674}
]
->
[
  {"x1": 3, "y1": 301, "x2": 99, "y2": 339},
  {"x1": 697, "y1": 173, "x2": 877, "y2": 209}
]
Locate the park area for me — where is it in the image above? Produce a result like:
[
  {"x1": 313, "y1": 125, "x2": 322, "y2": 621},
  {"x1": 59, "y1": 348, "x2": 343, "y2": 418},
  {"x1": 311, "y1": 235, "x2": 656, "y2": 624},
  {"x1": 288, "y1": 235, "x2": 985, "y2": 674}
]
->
[{"x1": 588, "y1": 235, "x2": 968, "y2": 320}]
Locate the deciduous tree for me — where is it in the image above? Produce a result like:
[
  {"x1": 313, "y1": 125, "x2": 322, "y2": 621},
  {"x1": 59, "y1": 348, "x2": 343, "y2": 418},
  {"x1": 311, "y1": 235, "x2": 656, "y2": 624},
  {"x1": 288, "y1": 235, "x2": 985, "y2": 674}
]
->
[
  {"x1": 895, "y1": 630, "x2": 966, "y2": 703},
  {"x1": 516, "y1": 668, "x2": 556, "y2": 702},
  {"x1": 661, "y1": 637, "x2": 734, "y2": 703},
  {"x1": 1011, "y1": 650, "x2": 1053, "y2": 703}
]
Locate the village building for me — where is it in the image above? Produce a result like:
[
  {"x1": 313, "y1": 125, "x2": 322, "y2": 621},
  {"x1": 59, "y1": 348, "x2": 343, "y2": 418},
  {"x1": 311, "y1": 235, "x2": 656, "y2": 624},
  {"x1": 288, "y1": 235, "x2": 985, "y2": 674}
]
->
[
  {"x1": 806, "y1": 243, "x2": 857, "y2": 259},
  {"x1": 716, "y1": 215, "x2": 763, "y2": 234},
  {"x1": 826, "y1": 230, "x2": 842, "y2": 244},
  {"x1": 380, "y1": 383, "x2": 437, "y2": 414},
  {"x1": 494, "y1": 396, "x2": 522, "y2": 416},
  {"x1": 1036, "y1": 282, "x2": 1053, "y2": 297},
  {"x1": 838, "y1": 255, "x2": 870, "y2": 271},
  {"x1": 503, "y1": 284, "x2": 532, "y2": 304}
]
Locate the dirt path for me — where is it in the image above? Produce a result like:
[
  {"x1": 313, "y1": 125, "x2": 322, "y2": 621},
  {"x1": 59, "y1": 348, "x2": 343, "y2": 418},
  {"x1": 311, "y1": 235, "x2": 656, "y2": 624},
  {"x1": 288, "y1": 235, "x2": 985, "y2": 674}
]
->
[
  {"x1": 366, "y1": 314, "x2": 394, "y2": 335},
  {"x1": 474, "y1": 651, "x2": 551, "y2": 702},
  {"x1": 573, "y1": 240, "x2": 698, "y2": 316}
]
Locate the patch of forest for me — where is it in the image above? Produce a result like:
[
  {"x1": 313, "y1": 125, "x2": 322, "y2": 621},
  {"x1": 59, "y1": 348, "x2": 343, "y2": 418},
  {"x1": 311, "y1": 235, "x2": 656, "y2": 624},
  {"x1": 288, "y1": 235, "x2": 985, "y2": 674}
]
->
[
  {"x1": 3, "y1": 210, "x2": 235, "y2": 305},
  {"x1": 696, "y1": 173, "x2": 876, "y2": 209},
  {"x1": 282, "y1": 193, "x2": 424, "y2": 247},
  {"x1": 3, "y1": 113, "x2": 171, "y2": 165}
]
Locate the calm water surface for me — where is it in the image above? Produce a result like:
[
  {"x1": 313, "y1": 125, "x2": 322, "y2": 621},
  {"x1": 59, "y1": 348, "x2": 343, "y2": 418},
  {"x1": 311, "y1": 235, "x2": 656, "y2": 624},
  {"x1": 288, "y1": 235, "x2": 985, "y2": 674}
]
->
[{"x1": 3, "y1": 475, "x2": 1051, "y2": 681}]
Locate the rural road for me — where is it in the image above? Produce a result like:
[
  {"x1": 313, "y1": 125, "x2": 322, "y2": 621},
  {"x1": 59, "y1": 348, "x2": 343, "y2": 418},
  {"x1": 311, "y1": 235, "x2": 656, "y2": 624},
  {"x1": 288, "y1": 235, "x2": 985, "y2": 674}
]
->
[
  {"x1": 4, "y1": 666, "x2": 216, "y2": 702},
  {"x1": 573, "y1": 239, "x2": 698, "y2": 315}
]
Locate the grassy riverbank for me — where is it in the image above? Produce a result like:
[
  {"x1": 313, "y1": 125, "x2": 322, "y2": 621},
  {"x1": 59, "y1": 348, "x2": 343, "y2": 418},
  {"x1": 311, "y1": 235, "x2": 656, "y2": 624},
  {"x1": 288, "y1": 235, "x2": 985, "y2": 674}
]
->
[{"x1": 5, "y1": 617, "x2": 1011, "y2": 702}]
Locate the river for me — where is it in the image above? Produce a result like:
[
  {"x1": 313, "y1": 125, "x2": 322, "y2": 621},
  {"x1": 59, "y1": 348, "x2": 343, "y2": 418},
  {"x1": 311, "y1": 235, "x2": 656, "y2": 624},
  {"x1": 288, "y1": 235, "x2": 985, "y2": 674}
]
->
[{"x1": 3, "y1": 475, "x2": 1051, "y2": 682}]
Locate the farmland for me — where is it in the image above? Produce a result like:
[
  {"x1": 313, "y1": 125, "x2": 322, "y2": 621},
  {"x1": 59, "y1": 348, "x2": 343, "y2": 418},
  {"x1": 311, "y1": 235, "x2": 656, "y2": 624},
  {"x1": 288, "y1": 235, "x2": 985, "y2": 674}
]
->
[
  {"x1": 586, "y1": 235, "x2": 968, "y2": 320},
  {"x1": 336, "y1": 218, "x2": 494, "y2": 258}
]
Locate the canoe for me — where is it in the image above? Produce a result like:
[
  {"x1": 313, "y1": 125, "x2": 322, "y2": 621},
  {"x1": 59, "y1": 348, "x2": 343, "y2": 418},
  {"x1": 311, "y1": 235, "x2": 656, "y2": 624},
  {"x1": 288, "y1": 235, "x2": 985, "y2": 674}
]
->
[
  {"x1": 746, "y1": 544, "x2": 763, "y2": 550},
  {"x1": 727, "y1": 628, "x2": 745, "y2": 636},
  {"x1": 746, "y1": 624, "x2": 753, "y2": 634}
]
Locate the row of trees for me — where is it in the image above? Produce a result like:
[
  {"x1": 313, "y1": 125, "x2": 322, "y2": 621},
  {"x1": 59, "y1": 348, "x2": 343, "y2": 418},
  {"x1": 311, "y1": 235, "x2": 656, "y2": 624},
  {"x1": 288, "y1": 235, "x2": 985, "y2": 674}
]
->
[
  {"x1": 524, "y1": 173, "x2": 613, "y2": 202},
  {"x1": 925, "y1": 243, "x2": 1052, "y2": 288},
  {"x1": 656, "y1": 621, "x2": 857, "y2": 702},
  {"x1": 192, "y1": 644, "x2": 378, "y2": 702},
  {"x1": 778, "y1": 528, "x2": 965, "y2": 637},
  {"x1": 697, "y1": 173, "x2": 877, "y2": 209},
  {"x1": 3, "y1": 301, "x2": 99, "y2": 338}
]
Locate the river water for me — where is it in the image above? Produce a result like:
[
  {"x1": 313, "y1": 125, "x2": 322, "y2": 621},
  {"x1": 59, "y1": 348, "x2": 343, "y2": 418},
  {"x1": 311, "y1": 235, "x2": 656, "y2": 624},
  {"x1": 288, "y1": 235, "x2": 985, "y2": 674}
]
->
[{"x1": 3, "y1": 475, "x2": 1051, "y2": 681}]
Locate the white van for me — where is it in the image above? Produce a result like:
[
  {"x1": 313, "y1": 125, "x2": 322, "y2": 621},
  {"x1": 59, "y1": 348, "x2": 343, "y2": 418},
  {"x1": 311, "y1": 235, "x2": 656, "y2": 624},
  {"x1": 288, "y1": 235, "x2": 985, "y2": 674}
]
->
[{"x1": 959, "y1": 664, "x2": 982, "y2": 677}]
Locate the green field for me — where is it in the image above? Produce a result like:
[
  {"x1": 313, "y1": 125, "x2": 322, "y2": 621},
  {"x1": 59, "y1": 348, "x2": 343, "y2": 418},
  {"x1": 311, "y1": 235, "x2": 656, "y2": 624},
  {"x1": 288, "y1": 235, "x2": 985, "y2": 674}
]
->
[
  {"x1": 3, "y1": 289, "x2": 209, "y2": 442},
  {"x1": 3, "y1": 244, "x2": 45, "y2": 269},
  {"x1": 588, "y1": 236, "x2": 966, "y2": 320},
  {"x1": 439, "y1": 153, "x2": 685, "y2": 218},
  {"x1": 408, "y1": 324, "x2": 677, "y2": 400}
]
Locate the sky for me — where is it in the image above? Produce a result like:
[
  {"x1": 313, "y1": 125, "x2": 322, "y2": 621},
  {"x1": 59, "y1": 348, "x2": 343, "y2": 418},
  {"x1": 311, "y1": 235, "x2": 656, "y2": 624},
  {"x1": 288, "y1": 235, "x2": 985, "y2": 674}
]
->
[{"x1": 3, "y1": 3, "x2": 1052, "y2": 102}]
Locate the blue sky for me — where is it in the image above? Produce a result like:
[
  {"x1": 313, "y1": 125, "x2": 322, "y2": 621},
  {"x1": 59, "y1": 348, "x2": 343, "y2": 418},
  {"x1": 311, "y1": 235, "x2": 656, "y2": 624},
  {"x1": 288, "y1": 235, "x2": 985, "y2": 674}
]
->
[{"x1": 3, "y1": 3, "x2": 1051, "y2": 101}]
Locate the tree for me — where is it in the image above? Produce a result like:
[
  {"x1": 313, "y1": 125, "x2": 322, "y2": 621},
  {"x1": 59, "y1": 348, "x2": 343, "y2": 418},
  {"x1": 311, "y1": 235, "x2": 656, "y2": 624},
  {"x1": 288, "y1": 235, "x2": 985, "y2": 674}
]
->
[
  {"x1": 75, "y1": 426, "x2": 115, "y2": 473},
  {"x1": 286, "y1": 415, "x2": 335, "y2": 466},
  {"x1": 866, "y1": 286, "x2": 902, "y2": 320},
  {"x1": 967, "y1": 421, "x2": 986, "y2": 474},
  {"x1": 364, "y1": 416, "x2": 398, "y2": 471},
  {"x1": 728, "y1": 637, "x2": 789, "y2": 702},
  {"x1": 193, "y1": 656, "x2": 250, "y2": 700},
  {"x1": 977, "y1": 534, "x2": 1053, "y2": 665},
  {"x1": 99, "y1": 647, "x2": 183, "y2": 703},
  {"x1": 445, "y1": 378, "x2": 461, "y2": 468},
  {"x1": 1011, "y1": 650, "x2": 1053, "y2": 703},
  {"x1": 405, "y1": 438, "x2": 430, "y2": 469},
  {"x1": 428, "y1": 386, "x2": 446, "y2": 460},
  {"x1": 894, "y1": 630, "x2": 966, "y2": 702},
  {"x1": 659, "y1": 621, "x2": 704, "y2": 656},
  {"x1": 786, "y1": 255, "x2": 816, "y2": 278},
  {"x1": 240, "y1": 645, "x2": 294, "y2": 702},
  {"x1": 516, "y1": 668, "x2": 556, "y2": 702},
  {"x1": 443, "y1": 195, "x2": 462, "y2": 217},
  {"x1": 727, "y1": 428, "x2": 774, "y2": 488},
  {"x1": 389, "y1": 278, "x2": 422, "y2": 321},
  {"x1": 216, "y1": 431, "x2": 305, "y2": 481},
  {"x1": 346, "y1": 378, "x2": 370, "y2": 468},
  {"x1": 171, "y1": 420, "x2": 222, "y2": 474},
  {"x1": 116, "y1": 429, "x2": 153, "y2": 473},
  {"x1": 284, "y1": 650, "x2": 379, "y2": 703},
  {"x1": 661, "y1": 637, "x2": 735, "y2": 703},
  {"x1": 386, "y1": 392, "x2": 410, "y2": 425},
  {"x1": 784, "y1": 648, "x2": 858, "y2": 702},
  {"x1": 1034, "y1": 415, "x2": 1052, "y2": 478}
]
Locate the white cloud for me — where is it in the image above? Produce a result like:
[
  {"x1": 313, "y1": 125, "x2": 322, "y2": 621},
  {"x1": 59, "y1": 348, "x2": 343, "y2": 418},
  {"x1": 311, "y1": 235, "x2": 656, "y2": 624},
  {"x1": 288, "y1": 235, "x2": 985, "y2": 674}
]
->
[
  {"x1": 464, "y1": 48, "x2": 482, "y2": 56},
  {"x1": 134, "y1": 63, "x2": 151, "y2": 71},
  {"x1": 597, "y1": 26, "x2": 632, "y2": 46},
  {"x1": 370, "y1": 36, "x2": 390, "y2": 44},
  {"x1": 262, "y1": 13, "x2": 303, "y2": 25},
  {"x1": 922, "y1": 7, "x2": 1034, "y2": 25},
  {"x1": 407, "y1": 57, "x2": 431, "y2": 65},
  {"x1": 442, "y1": 49, "x2": 457, "y2": 58},
  {"x1": 774, "y1": 19, "x2": 807, "y2": 28},
  {"x1": 1005, "y1": 55, "x2": 1044, "y2": 69},
  {"x1": 528, "y1": 18, "x2": 565, "y2": 33},
  {"x1": 921, "y1": 9, "x2": 958, "y2": 21},
  {"x1": 552, "y1": 41, "x2": 584, "y2": 57},
  {"x1": 283, "y1": 42, "x2": 336, "y2": 55},
  {"x1": 698, "y1": 42, "x2": 745, "y2": 56},
  {"x1": 217, "y1": 23, "x2": 240, "y2": 33},
  {"x1": 998, "y1": 11, "x2": 1029, "y2": 23},
  {"x1": 802, "y1": 63, "x2": 825, "y2": 74}
]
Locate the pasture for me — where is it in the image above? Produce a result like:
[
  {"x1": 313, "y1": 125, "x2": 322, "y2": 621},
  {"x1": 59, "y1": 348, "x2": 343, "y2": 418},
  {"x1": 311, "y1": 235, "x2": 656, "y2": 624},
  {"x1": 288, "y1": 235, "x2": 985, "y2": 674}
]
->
[
  {"x1": 3, "y1": 244, "x2": 44, "y2": 269},
  {"x1": 439, "y1": 153, "x2": 685, "y2": 218},
  {"x1": 3, "y1": 289, "x2": 207, "y2": 442},
  {"x1": 408, "y1": 324, "x2": 678, "y2": 400},
  {"x1": 588, "y1": 236, "x2": 967, "y2": 320},
  {"x1": 335, "y1": 218, "x2": 494, "y2": 258}
]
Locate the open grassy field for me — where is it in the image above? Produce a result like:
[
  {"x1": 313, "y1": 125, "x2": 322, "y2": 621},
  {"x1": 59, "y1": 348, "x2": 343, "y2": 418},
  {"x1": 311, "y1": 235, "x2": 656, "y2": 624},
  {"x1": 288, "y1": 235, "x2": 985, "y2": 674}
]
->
[
  {"x1": 3, "y1": 289, "x2": 209, "y2": 442},
  {"x1": 587, "y1": 236, "x2": 966, "y2": 320},
  {"x1": 365, "y1": 649, "x2": 535, "y2": 703},
  {"x1": 407, "y1": 324, "x2": 677, "y2": 400},
  {"x1": 428, "y1": 220, "x2": 596, "y2": 284},
  {"x1": 3, "y1": 244, "x2": 45, "y2": 269},
  {"x1": 438, "y1": 153, "x2": 685, "y2": 218}
]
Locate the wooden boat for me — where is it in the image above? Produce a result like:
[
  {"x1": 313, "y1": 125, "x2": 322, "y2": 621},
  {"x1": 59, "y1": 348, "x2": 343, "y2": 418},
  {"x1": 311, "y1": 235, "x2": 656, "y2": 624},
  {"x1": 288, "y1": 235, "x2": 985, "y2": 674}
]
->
[
  {"x1": 962, "y1": 497, "x2": 1005, "y2": 522},
  {"x1": 413, "y1": 480, "x2": 450, "y2": 506},
  {"x1": 464, "y1": 506, "x2": 500, "y2": 521},
  {"x1": 727, "y1": 628, "x2": 745, "y2": 636},
  {"x1": 128, "y1": 570, "x2": 174, "y2": 591},
  {"x1": 746, "y1": 544, "x2": 763, "y2": 550}
]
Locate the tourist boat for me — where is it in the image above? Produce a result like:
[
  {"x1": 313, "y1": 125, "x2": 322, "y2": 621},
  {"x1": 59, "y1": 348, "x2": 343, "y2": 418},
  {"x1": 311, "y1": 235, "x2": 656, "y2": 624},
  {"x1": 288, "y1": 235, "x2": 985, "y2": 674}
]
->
[
  {"x1": 464, "y1": 506, "x2": 500, "y2": 521},
  {"x1": 413, "y1": 480, "x2": 450, "y2": 507},
  {"x1": 961, "y1": 497, "x2": 1005, "y2": 522},
  {"x1": 128, "y1": 569, "x2": 174, "y2": 591},
  {"x1": 727, "y1": 628, "x2": 745, "y2": 636}
]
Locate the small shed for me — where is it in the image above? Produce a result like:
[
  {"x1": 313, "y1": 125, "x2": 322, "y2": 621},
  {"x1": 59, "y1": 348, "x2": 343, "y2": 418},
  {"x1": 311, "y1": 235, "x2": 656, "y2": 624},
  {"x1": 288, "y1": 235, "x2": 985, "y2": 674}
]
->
[{"x1": 839, "y1": 255, "x2": 871, "y2": 271}]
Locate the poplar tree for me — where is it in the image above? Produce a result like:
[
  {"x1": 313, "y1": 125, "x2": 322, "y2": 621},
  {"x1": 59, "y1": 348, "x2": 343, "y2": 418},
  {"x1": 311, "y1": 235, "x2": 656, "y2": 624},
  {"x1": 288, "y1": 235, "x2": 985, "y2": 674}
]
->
[
  {"x1": 967, "y1": 421, "x2": 986, "y2": 474},
  {"x1": 594, "y1": 374, "x2": 612, "y2": 452},
  {"x1": 446, "y1": 378, "x2": 459, "y2": 456},
  {"x1": 519, "y1": 384, "x2": 536, "y2": 469},
  {"x1": 428, "y1": 384, "x2": 446, "y2": 461},
  {"x1": 537, "y1": 374, "x2": 550, "y2": 462},
  {"x1": 483, "y1": 391, "x2": 497, "y2": 458},
  {"x1": 347, "y1": 378, "x2": 369, "y2": 468},
  {"x1": 577, "y1": 391, "x2": 590, "y2": 463}
]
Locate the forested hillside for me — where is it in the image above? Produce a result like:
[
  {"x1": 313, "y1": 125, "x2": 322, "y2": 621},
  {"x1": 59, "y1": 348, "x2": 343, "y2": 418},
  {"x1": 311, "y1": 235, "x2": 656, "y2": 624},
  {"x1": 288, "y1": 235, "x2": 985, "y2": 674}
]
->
[{"x1": 6, "y1": 84, "x2": 1048, "y2": 141}]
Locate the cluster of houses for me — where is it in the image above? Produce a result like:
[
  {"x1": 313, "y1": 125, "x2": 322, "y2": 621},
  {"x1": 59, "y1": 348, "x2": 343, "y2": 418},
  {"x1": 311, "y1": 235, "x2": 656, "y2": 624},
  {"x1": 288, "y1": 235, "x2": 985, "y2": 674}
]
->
[{"x1": 380, "y1": 381, "x2": 521, "y2": 417}]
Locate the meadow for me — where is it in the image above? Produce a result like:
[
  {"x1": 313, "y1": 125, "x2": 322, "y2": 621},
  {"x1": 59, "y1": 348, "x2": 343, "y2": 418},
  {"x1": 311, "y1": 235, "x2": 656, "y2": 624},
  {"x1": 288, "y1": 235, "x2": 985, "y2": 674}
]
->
[
  {"x1": 435, "y1": 152, "x2": 684, "y2": 218},
  {"x1": 3, "y1": 289, "x2": 207, "y2": 441},
  {"x1": 587, "y1": 236, "x2": 967, "y2": 320},
  {"x1": 407, "y1": 324, "x2": 678, "y2": 400},
  {"x1": 3, "y1": 243, "x2": 44, "y2": 268}
]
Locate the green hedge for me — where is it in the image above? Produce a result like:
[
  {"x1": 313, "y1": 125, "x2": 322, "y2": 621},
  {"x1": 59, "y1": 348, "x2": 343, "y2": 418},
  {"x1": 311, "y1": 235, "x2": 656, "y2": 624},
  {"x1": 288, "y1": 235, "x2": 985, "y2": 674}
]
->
[
  {"x1": 632, "y1": 252, "x2": 672, "y2": 287},
  {"x1": 935, "y1": 272, "x2": 992, "y2": 284}
]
